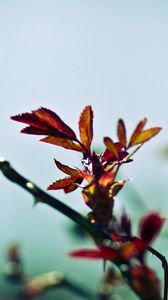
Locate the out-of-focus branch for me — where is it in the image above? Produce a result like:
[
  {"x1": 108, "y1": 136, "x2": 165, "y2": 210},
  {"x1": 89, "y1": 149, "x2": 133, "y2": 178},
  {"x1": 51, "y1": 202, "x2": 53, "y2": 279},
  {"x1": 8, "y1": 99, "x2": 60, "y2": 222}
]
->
[
  {"x1": 0, "y1": 158, "x2": 103, "y2": 241},
  {"x1": 147, "y1": 246, "x2": 168, "y2": 300}
]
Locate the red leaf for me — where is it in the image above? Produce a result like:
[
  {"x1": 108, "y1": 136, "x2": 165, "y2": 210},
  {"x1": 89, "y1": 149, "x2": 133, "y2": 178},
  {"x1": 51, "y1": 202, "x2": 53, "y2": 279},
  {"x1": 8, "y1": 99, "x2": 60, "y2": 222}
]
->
[
  {"x1": 33, "y1": 107, "x2": 76, "y2": 139},
  {"x1": 101, "y1": 142, "x2": 128, "y2": 165},
  {"x1": 69, "y1": 247, "x2": 118, "y2": 260},
  {"x1": 139, "y1": 212, "x2": 165, "y2": 245},
  {"x1": 103, "y1": 137, "x2": 119, "y2": 159},
  {"x1": 128, "y1": 118, "x2": 147, "y2": 147},
  {"x1": 11, "y1": 107, "x2": 77, "y2": 139},
  {"x1": 131, "y1": 265, "x2": 161, "y2": 298},
  {"x1": 117, "y1": 119, "x2": 127, "y2": 147},
  {"x1": 11, "y1": 112, "x2": 48, "y2": 129},
  {"x1": 54, "y1": 159, "x2": 81, "y2": 176},
  {"x1": 79, "y1": 106, "x2": 93, "y2": 151},
  {"x1": 21, "y1": 126, "x2": 53, "y2": 135},
  {"x1": 47, "y1": 176, "x2": 78, "y2": 190},
  {"x1": 64, "y1": 177, "x2": 83, "y2": 193},
  {"x1": 41, "y1": 136, "x2": 82, "y2": 152}
]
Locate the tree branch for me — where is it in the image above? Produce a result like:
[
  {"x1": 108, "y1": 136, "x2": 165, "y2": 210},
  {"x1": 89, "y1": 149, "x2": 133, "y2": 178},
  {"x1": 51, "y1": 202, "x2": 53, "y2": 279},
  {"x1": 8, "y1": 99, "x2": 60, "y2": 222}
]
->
[{"x1": 147, "y1": 246, "x2": 168, "y2": 300}]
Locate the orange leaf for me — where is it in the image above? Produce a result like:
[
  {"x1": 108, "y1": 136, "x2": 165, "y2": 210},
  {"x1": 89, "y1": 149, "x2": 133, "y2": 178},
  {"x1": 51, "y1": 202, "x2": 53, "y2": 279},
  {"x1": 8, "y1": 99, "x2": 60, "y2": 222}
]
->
[
  {"x1": 41, "y1": 136, "x2": 82, "y2": 152},
  {"x1": 103, "y1": 137, "x2": 119, "y2": 159},
  {"x1": 109, "y1": 181, "x2": 126, "y2": 198},
  {"x1": 79, "y1": 171, "x2": 94, "y2": 183},
  {"x1": 47, "y1": 176, "x2": 77, "y2": 190},
  {"x1": 130, "y1": 127, "x2": 161, "y2": 146},
  {"x1": 98, "y1": 172, "x2": 115, "y2": 187},
  {"x1": 120, "y1": 242, "x2": 137, "y2": 260},
  {"x1": 79, "y1": 106, "x2": 93, "y2": 151},
  {"x1": 117, "y1": 119, "x2": 127, "y2": 147},
  {"x1": 128, "y1": 118, "x2": 147, "y2": 147},
  {"x1": 54, "y1": 159, "x2": 81, "y2": 176}
]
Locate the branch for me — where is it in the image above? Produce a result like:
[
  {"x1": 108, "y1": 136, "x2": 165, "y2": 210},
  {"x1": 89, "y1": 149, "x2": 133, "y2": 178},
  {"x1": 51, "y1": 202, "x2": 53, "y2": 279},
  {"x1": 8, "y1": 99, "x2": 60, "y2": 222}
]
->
[
  {"x1": 147, "y1": 246, "x2": 168, "y2": 300},
  {"x1": 0, "y1": 159, "x2": 105, "y2": 241}
]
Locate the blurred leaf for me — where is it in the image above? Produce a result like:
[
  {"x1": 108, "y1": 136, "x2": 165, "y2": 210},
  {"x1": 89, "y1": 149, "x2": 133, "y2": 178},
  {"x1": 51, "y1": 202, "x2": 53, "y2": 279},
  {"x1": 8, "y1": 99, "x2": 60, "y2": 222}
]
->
[
  {"x1": 69, "y1": 247, "x2": 117, "y2": 260},
  {"x1": 139, "y1": 212, "x2": 165, "y2": 245},
  {"x1": 110, "y1": 181, "x2": 126, "y2": 197}
]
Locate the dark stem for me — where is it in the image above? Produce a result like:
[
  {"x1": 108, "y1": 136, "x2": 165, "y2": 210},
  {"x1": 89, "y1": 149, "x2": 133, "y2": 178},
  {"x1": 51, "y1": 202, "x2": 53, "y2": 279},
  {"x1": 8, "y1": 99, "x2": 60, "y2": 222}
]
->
[
  {"x1": 0, "y1": 159, "x2": 103, "y2": 241},
  {"x1": 147, "y1": 246, "x2": 168, "y2": 300}
]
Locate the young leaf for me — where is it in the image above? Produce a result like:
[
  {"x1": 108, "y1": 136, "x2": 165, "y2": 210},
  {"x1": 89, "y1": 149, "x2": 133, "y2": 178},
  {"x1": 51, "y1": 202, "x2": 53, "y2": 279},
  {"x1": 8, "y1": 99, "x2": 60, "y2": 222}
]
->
[
  {"x1": 64, "y1": 177, "x2": 83, "y2": 193},
  {"x1": 69, "y1": 247, "x2": 118, "y2": 260},
  {"x1": 117, "y1": 119, "x2": 127, "y2": 147},
  {"x1": 131, "y1": 265, "x2": 161, "y2": 299},
  {"x1": 129, "y1": 118, "x2": 147, "y2": 147},
  {"x1": 33, "y1": 107, "x2": 77, "y2": 139},
  {"x1": 41, "y1": 136, "x2": 82, "y2": 152},
  {"x1": 11, "y1": 112, "x2": 48, "y2": 129},
  {"x1": 139, "y1": 212, "x2": 165, "y2": 245},
  {"x1": 47, "y1": 176, "x2": 78, "y2": 190},
  {"x1": 129, "y1": 127, "x2": 162, "y2": 146},
  {"x1": 79, "y1": 171, "x2": 94, "y2": 183},
  {"x1": 103, "y1": 137, "x2": 119, "y2": 159},
  {"x1": 98, "y1": 172, "x2": 115, "y2": 187},
  {"x1": 109, "y1": 181, "x2": 126, "y2": 198},
  {"x1": 54, "y1": 159, "x2": 81, "y2": 176},
  {"x1": 21, "y1": 126, "x2": 52, "y2": 135},
  {"x1": 11, "y1": 107, "x2": 77, "y2": 139},
  {"x1": 79, "y1": 106, "x2": 93, "y2": 151}
]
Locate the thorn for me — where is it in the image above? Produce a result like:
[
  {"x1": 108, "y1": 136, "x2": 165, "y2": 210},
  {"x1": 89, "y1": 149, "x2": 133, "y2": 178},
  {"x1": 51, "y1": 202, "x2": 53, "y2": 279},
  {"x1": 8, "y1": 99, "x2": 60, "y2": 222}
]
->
[{"x1": 32, "y1": 196, "x2": 40, "y2": 207}]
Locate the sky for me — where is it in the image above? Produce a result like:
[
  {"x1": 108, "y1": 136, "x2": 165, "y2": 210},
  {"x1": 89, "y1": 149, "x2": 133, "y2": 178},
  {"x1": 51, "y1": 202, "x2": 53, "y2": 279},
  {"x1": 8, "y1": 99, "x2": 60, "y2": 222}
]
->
[{"x1": 0, "y1": 1, "x2": 168, "y2": 294}]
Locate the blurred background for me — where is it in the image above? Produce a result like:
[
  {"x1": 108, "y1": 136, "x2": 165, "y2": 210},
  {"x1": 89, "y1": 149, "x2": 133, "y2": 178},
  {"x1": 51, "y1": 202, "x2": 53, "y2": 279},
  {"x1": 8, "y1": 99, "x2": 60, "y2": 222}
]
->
[{"x1": 1, "y1": 0, "x2": 168, "y2": 299}]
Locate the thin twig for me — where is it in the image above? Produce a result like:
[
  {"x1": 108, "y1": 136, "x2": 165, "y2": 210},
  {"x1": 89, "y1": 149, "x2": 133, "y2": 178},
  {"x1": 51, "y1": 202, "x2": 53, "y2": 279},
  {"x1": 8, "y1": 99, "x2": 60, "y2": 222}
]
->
[
  {"x1": 0, "y1": 159, "x2": 103, "y2": 241},
  {"x1": 147, "y1": 246, "x2": 168, "y2": 300},
  {"x1": 126, "y1": 144, "x2": 144, "y2": 160}
]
